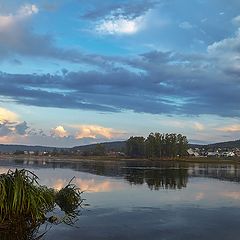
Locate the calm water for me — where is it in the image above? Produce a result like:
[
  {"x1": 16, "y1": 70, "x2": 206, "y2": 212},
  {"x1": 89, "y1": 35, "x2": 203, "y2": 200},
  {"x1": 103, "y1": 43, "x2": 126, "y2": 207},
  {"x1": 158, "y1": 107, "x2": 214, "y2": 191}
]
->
[{"x1": 1, "y1": 159, "x2": 240, "y2": 240}]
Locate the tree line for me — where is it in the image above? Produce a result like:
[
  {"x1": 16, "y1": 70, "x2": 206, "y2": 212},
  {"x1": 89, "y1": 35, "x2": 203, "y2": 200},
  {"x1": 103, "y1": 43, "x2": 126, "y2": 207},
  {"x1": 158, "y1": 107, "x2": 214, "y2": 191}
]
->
[{"x1": 126, "y1": 132, "x2": 188, "y2": 158}]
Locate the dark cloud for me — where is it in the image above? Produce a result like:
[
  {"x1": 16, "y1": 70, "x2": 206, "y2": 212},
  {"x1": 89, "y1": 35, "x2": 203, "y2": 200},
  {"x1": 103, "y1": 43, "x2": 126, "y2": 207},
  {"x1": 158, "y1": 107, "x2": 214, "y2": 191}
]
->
[
  {"x1": 15, "y1": 121, "x2": 29, "y2": 135},
  {"x1": 0, "y1": 16, "x2": 116, "y2": 69},
  {"x1": 0, "y1": 46, "x2": 240, "y2": 117},
  {"x1": 0, "y1": 122, "x2": 12, "y2": 136},
  {"x1": 80, "y1": 0, "x2": 159, "y2": 20},
  {"x1": 0, "y1": 120, "x2": 29, "y2": 136}
]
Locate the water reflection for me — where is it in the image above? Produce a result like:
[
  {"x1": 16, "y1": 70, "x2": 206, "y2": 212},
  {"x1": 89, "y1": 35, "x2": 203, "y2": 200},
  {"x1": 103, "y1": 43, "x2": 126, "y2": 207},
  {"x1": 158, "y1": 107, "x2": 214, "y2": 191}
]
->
[
  {"x1": 124, "y1": 168, "x2": 188, "y2": 190},
  {"x1": 1, "y1": 159, "x2": 240, "y2": 190},
  {"x1": 1, "y1": 159, "x2": 240, "y2": 240}
]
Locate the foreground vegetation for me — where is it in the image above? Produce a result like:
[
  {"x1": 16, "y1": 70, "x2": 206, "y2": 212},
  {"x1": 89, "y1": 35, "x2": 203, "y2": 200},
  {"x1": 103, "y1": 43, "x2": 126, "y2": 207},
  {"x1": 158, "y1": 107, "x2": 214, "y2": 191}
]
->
[{"x1": 0, "y1": 169, "x2": 82, "y2": 240}]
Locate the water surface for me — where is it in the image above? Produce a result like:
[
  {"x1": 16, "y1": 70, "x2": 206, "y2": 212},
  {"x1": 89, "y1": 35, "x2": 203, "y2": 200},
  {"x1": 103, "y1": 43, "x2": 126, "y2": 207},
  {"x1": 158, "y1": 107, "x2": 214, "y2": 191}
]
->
[{"x1": 1, "y1": 159, "x2": 240, "y2": 240}]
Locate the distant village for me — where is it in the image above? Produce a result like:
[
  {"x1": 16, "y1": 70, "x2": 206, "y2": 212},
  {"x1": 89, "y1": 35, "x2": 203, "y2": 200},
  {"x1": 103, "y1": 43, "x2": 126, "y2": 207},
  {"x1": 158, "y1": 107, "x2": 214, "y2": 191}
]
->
[
  {"x1": 1, "y1": 146, "x2": 240, "y2": 159},
  {"x1": 187, "y1": 147, "x2": 240, "y2": 158}
]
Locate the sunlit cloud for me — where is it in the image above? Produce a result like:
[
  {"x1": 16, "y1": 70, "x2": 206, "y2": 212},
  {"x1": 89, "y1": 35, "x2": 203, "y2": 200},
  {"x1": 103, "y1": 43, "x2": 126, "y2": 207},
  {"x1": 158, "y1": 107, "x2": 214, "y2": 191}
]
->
[
  {"x1": 96, "y1": 15, "x2": 144, "y2": 35},
  {"x1": 51, "y1": 125, "x2": 69, "y2": 138},
  {"x1": 0, "y1": 136, "x2": 16, "y2": 144},
  {"x1": 0, "y1": 107, "x2": 18, "y2": 123},
  {"x1": 0, "y1": 4, "x2": 38, "y2": 30},
  {"x1": 217, "y1": 124, "x2": 240, "y2": 132},
  {"x1": 73, "y1": 124, "x2": 124, "y2": 139}
]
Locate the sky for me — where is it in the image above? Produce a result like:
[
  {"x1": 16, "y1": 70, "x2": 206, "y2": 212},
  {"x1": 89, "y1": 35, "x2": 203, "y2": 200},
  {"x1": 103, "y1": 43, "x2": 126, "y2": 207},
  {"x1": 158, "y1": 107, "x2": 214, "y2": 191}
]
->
[{"x1": 0, "y1": 0, "x2": 240, "y2": 147}]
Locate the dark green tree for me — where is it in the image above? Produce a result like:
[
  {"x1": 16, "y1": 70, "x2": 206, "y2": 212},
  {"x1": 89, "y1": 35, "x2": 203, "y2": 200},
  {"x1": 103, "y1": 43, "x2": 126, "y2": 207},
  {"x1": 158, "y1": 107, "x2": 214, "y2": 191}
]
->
[
  {"x1": 93, "y1": 144, "x2": 106, "y2": 156},
  {"x1": 126, "y1": 136, "x2": 145, "y2": 157}
]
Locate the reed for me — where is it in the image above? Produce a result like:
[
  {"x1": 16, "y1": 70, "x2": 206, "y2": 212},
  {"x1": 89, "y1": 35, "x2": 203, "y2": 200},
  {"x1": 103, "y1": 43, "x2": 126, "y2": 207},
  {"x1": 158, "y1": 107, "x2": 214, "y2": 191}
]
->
[{"x1": 0, "y1": 169, "x2": 82, "y2": 232}]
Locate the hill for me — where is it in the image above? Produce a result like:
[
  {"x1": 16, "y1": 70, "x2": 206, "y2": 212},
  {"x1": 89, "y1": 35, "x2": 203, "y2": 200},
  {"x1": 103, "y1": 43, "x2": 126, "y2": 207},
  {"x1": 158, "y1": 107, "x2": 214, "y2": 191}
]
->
[
  {"x1": 72, "y1": 141, "x2": 126, "y2": 152},
  {"x1": 206, "y1": 139, "x2": 240, "y2": 149},
  {"x1": 0, "y1": 138, "x2": 239, "y2": 154},
  {"x1": 0, "y1": 144, "x2": 61, "y2": 153}
]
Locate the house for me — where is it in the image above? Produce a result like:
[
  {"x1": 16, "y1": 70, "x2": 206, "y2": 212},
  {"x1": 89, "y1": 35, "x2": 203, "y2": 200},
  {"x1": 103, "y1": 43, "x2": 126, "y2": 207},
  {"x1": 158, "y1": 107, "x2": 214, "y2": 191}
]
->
[
  {"x1": 221, "y1": 151, "x2": 235, "y2": 157},
  {"x1": 207, "y1": 151, "x2": 220, "y2": 157},
  {"x1": 187, "y1": 148, "x2": 200, "y2": 157}
]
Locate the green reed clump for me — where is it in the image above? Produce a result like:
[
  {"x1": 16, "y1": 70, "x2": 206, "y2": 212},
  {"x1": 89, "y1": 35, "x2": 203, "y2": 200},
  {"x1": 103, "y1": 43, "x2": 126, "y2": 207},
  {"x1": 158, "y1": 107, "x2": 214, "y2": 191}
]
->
[
  {"x1": 0, "y1": 169, "x2": 82, "y2": 230},
  {"x1": 56, "y1": 177, "x2": 82, "y2": 214}
]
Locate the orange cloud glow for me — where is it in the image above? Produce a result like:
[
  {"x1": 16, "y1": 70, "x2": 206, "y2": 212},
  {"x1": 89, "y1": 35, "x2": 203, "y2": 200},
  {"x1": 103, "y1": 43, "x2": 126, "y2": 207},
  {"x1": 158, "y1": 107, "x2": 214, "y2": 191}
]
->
[
  {"x1": 53, "y1": 178, "x2": 123, "y2": 192},
  {"x1": 217, "y1": 124, "x2": 240, "y2": 132},
  {"x1": 220, "y1": 191, "x2": 240, "y2": 200},
  {"x1": 0, "y1": 107, "x2": 18, "y2": 123},
  {"x1": 51, "y1": 125, "x2": 69, "y2": 138},
  {"x1": 73, "y1": 124, "x2": 123, "y2": 139},
  {"x1": 0, "y1": 4, "x2": 38, "y2": 30},
  {"x1": 0, "y1": 136, "x2": 16, "y2": 143}
]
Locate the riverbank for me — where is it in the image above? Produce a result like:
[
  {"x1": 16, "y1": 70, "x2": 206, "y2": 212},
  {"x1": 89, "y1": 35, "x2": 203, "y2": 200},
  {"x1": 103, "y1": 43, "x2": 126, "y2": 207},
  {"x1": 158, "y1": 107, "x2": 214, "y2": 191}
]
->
[{"x1": 0, "y1": 154, "x2": 240, "y2": 165}]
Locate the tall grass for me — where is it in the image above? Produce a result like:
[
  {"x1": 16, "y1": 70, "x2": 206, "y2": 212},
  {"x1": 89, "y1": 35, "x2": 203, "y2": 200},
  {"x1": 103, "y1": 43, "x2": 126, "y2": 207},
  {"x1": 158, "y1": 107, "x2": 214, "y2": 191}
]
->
[{"x1": 0, "y1": 169, "x2": 83, "y2": 239}]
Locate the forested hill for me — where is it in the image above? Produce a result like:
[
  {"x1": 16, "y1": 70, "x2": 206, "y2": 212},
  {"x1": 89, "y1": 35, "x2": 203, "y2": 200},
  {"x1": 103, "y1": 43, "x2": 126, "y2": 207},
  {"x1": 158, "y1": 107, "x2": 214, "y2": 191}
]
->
[
  {"x1": 72, "y1": 141, "x2": 126, "y2": 152},
  {"x1": 0, "y1": 139, "x2": 239, "y2": 154},
  {"x1": 189, "y1": 139, "x2": 240, "y2": 149},
  {"x1": 206, "y1": 139, "x2": 240, "y2": 149},
  {"x1": 0, "y1": 144, "x2": 59, "y2": 153}
]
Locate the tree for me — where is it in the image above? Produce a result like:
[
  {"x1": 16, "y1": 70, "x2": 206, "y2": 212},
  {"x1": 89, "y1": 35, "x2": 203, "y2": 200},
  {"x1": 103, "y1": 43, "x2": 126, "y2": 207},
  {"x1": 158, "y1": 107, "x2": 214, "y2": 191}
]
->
[
  {"x1": 93, "y1": 144, "x2": 106, "y2": 156},
  {"x1": 127, "y1": 132, "x2": 189, "y2": 159},
  {"x1": 126, "y1": 136, "x2": 145, "y2": 157}
]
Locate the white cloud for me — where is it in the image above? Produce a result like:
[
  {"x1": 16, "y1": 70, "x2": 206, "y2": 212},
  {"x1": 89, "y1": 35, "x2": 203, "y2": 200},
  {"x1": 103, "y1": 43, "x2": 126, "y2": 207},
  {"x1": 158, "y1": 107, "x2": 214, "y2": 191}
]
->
[
  {"x1": 193, "y1": 122, "x2": 205, "y2": 131},
  {"x1": 207, "y1": 30, "x2": 240, "y2": 54},
  {"x1": 232, "y1": 15, "x2": 240, "y2": 26},
  {"x1": 96, "y1": 15, "x2": 143, "y2": 35},
  {"x1": 179, "y1": 21, "x2": 193, "y2": 30},
  {"x1": 18, "y1": 4, "x2": 39, "y2": 16},
  {"x1": 51, "y1": 125, "x2": 69, "y2": 138}
]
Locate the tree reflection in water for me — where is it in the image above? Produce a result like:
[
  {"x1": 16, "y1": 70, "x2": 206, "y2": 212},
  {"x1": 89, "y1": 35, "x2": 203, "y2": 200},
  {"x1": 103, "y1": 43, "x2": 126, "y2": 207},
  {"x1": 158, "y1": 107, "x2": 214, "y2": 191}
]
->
[{"x1": 124, "y1": 168, "x2": 188, "y2": 190}]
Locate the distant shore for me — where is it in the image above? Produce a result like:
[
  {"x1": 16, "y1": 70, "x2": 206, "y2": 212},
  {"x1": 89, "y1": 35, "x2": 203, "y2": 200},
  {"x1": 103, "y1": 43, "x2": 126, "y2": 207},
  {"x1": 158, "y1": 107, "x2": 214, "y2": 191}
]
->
[{"x1": 0, "y1": 154, "x2": 240, "y2": 165}]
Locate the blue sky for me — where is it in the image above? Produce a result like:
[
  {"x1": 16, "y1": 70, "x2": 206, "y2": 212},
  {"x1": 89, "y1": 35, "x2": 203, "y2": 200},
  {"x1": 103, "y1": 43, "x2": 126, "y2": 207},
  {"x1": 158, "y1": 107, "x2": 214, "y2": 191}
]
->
[{"x1": 0, "y1": 0, "x2": 240, "y2": 147}]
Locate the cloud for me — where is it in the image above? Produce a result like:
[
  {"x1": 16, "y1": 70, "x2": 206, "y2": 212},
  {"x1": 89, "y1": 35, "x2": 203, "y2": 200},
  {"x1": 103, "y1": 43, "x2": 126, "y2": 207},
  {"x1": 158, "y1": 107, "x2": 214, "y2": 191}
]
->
[
  {"x1": 15, "y1": 121, "x2": 29, "y2": 135},
  {"x1": 0, "y1": 136, "x2": 15, "y2": 144},
  {"x1": 0, "y1": 43, "x2": 240, "y2": 118},
  {"x1": 87, "y1": 0, "x2": 159, "y2": 35},
  {"x1": 232, "y1": 15, "x2": 240, "y2": 26},
  {"x1": 0, "y1": 107, "x2": 18, "y2": 123},
  {"x1": 193, "y1": 122, "x2": 205, "y2": 131},
  {"x1": 1, "y1": 16, "x2": 240, "y2": 118},
  {"x1": 0, "y1": 108, "x2": 29, "y2": 137},
  {"x1": 73, "y1": 124, "x2": 123, "y2": 139},
  {"x1": 0, "y1": 3, "x2": 116, "y2": 68},
  {"x1": 179, "y1": 21, "x2": 193, "y2": 29},
  {"x1": 0, "y1": 4, "x2": 38, "y2": 30},
  {"x1": 51, "y1": 125, "x2": 69, "y2": 138},
  {"x1": 96, "y1": 15, "x2": 144, "y2": 35},
  {"x1": 0, "y1": 123, "x2": 12, "y2": 136},
  {"x1": 0, "y1": 120, "x2": 29, "y2": 137},
  {"x1": 217, "y1": 124, "x2": 240, "y2": 132},
  {"x1": 81, "y1": 0, "x2": 159, "y2": 20}
]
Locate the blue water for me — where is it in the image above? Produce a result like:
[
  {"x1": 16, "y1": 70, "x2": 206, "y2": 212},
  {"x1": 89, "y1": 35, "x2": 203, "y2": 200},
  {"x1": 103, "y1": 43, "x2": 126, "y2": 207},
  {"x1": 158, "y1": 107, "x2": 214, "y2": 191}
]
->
[{"x1": 1, "y1": 159, "x2": 240, "y2": 240}]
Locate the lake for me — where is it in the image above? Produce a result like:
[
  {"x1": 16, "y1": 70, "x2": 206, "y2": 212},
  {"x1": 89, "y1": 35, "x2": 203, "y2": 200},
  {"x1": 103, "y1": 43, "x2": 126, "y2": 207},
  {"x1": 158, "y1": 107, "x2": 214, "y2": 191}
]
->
[{"x1": 1, "y1": 158, "x2": 240, "y2": 240}]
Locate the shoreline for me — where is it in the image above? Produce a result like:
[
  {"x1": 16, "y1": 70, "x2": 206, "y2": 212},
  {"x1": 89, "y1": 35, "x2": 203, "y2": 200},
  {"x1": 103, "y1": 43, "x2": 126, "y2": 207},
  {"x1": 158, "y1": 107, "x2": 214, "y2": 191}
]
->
[{"x1": 0, "y1": 154, "x2": 240, "y2": 165}]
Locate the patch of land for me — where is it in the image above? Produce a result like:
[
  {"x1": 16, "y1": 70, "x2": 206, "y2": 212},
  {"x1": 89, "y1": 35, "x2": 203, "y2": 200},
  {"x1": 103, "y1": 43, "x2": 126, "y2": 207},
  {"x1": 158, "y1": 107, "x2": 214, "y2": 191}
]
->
[{"x1": 0, "y1": 154, "x2": 240, "y2": 165}]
